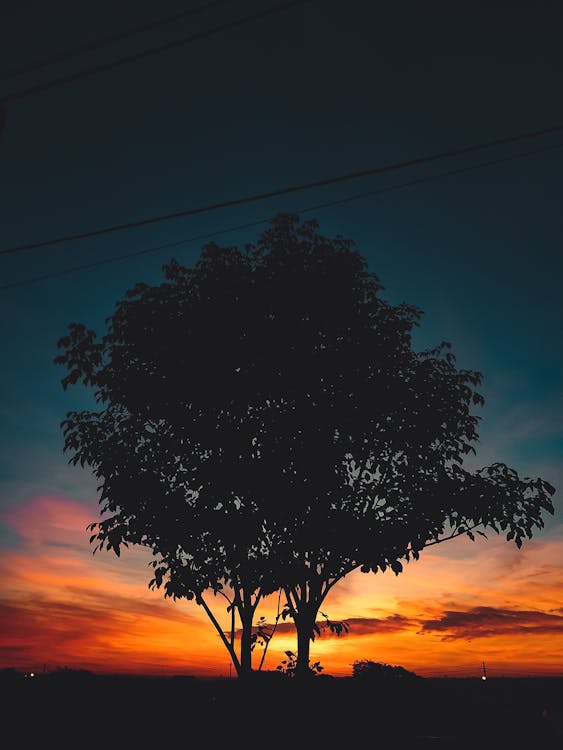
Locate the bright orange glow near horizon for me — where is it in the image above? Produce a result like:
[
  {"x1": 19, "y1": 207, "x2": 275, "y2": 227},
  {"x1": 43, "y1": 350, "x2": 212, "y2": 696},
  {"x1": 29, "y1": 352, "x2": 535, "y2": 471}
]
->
[{"x1": 1, "y1": 494, "x2": 562, "y2": 679}]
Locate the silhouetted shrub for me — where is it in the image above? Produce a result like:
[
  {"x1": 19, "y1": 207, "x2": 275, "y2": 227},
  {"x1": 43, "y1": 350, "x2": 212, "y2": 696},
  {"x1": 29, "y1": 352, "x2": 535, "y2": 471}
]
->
[{"x1": 352, "y1": 660, "x2": 420, "y2": 681}]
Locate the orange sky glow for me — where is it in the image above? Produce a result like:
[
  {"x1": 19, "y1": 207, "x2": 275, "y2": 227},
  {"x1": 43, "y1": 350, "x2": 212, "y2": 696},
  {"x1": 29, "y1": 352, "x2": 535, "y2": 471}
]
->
[{"x1": 1, "y1": 494, "x2": 562, "y2": 679}]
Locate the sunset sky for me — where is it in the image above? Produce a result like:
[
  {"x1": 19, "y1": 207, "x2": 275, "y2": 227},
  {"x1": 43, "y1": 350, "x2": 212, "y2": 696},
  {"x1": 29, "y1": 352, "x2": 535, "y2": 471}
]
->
[{"x1": 1, "y1": 0, "x2": 562, "y2": 679}]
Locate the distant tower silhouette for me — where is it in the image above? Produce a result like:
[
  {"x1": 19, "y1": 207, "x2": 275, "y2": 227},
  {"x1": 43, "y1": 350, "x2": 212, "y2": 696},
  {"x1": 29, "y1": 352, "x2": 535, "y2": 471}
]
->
[{"x1": 481, "y1": 661, "x2": 487, "y2": 680}]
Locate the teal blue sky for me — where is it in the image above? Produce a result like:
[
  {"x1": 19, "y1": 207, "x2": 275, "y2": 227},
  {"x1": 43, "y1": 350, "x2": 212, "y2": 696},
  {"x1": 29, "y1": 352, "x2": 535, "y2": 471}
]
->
[{"x1": 1, "y1": 0, "x2": 561, "y2": 554}]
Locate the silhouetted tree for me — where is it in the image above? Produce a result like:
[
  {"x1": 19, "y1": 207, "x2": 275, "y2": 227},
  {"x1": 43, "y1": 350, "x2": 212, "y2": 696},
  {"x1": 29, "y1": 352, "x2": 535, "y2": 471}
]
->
[{"x1": 56, "y1": 213, "x2": 555, "y2": 680}]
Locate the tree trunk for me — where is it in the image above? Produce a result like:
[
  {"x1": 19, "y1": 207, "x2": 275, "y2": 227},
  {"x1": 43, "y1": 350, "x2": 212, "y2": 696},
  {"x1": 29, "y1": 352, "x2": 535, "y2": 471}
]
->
[
  {"x1": 294, "y1": 611, "x2": 315, "y2": 679},
  {"x1": 239, "y1": 607, "x2": 255, "y2": 677}
]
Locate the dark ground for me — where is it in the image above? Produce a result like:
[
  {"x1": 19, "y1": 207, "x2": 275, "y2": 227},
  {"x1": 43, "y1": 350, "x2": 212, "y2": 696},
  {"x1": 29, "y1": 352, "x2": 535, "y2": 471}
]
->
[{"x1": 1, "y1": 670, "x2": 561, "y2": 748}]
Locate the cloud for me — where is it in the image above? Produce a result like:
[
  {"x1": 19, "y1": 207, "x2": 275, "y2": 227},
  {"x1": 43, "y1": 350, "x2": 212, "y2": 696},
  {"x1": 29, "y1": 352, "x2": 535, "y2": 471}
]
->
[
  {"x1": 0, "y1": 583, "x2": 218, "y2": 675},
  {"x1": 0, "y1": 433, "x2": 99, "y2": 511},
  {"x1": 419, "y1": 605, "x2": 563, "y2": 640},
  {"x1": 0, "y1": 494, "x2": 96, "y2": 552},
  {"x1": 246, "y1": 613, "x2": 414, "y2": 640},
  {"x1": 335, "y1": 614, "x2": 414, "y2": 636},
  {"x1": 0, "y1": 587, "x2": 195, "y2": 638}
]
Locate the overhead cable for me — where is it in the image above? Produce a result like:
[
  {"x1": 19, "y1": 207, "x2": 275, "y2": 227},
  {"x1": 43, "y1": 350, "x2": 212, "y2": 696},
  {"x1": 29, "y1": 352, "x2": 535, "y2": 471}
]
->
[
  {"x1": 1, "y1": 122, "x2": 562, "y2": 257},
  {"x1": 0, "y1": 0, "x2": 233, "y2": 82},
  {"x1": 1, "y1": 140, "x2": 561, "y2": 290},
  {"x1": 0, "y1": 0, "x2": 310, "y2": 105}
]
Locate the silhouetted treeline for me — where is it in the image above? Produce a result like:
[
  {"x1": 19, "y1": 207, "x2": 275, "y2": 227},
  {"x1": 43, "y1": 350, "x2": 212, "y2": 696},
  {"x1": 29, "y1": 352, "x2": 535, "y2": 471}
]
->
[{"x1": 2, "y1": 667, "x2": 561, "y2": 747}]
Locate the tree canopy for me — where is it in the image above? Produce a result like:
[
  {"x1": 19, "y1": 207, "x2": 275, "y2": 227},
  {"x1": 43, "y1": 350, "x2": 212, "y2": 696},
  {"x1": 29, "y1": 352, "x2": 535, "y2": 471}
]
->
[{"x1": 55, "y1": 213, "x2": 555, "y2": 679}]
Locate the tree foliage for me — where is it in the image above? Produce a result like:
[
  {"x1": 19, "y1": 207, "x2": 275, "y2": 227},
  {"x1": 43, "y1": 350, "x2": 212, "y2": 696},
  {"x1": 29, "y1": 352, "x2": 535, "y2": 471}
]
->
[{"x1": 55, "y1": 213, "x2": 556, "y2": 679}]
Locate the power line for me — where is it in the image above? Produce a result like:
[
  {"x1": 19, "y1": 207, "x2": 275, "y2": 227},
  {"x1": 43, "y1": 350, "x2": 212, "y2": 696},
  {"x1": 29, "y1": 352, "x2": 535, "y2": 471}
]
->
[
  {"x1": 0, "y1": 221, "x2": 269, "y2": 290},
  {"x1": 1, "y1": 121, "x2": 562, "y2": 257},
  {"x1": 1, "y1": 140, "x2": 561, "y2": 291},
  {"x1": 0, "y1": 0, "x2": 233, "y2": 82},
  {"x1": 0, "y1": 0, "x2": 310, "y2": 105}
]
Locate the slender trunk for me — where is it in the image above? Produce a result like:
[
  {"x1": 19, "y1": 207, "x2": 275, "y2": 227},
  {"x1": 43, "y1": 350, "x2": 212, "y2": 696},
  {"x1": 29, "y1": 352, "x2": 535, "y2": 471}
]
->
[
  {"x1": 196, "y1": 592, "x2": 242, "y2": 677},
  {"x1": 257, "y1": 589, "x2": 282, "y2": 671}
]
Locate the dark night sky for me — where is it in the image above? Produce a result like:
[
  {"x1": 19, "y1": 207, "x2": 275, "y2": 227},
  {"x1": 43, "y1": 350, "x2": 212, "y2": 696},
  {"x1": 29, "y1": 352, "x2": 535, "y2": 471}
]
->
[{"x1": 0, "y1": 0, "x2": 561, "y2": 676}]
